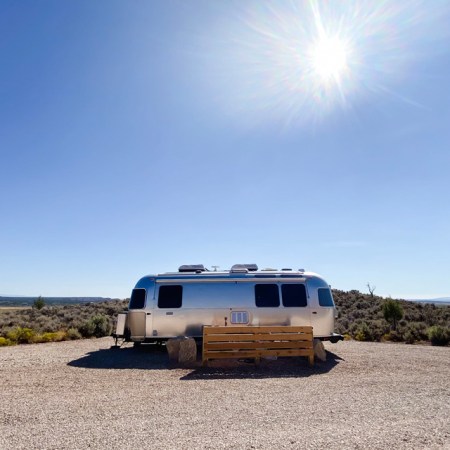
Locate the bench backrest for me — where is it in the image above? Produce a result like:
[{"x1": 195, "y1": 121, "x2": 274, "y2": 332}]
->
[{"x1": 202, "y1": 325, "x2": 314, "y2": 365}]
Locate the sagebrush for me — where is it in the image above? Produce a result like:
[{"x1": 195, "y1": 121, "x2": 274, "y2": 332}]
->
[
  {"x1": 333, "y1": 290, "x2": 449, "y2": 345},
  {"x1": 0, "y1": 300, "x2": 127, "y2": 344},
  {"x1": 1, "y1": 292, "x2": 449, "y2": 346}
]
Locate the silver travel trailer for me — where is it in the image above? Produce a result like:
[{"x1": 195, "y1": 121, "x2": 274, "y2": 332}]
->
[{"x1": 115, "y1": 264, "x2": 343, "y2": 344}]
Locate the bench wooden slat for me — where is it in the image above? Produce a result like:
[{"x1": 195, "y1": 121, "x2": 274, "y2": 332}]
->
[
  {"x1": 203, "y1": 333, "x2": 313, "y2": 342},
  {"x1": 204, "y1": 341, "x2": 313, "y2": 350},
  {"x1": 204, "y1": 349, "x2": 314, "y2": 359},
  {"x1": 204, "y1": 326, "x2": 312, "y2": 334}
]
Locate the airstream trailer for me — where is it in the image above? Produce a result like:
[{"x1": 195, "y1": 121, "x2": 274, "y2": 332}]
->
[{"x1": 114, "y1": 264, "x2": 343, "y2": 345}]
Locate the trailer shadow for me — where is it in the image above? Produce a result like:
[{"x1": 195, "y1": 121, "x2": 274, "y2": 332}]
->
[
  {"x1": 180, "y1": 350, "x2": 343, "y2": 380},
  {"x1": 67, "y1": 344, "x2": 170, "y2": 370},
  {"x1": 68, "y1": 345, "x2": 343, "y2": 379}
]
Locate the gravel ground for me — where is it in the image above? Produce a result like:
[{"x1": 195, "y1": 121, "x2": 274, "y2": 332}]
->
[{"x1": 1, "y1": 338, "x2": 449, "y2": 450}]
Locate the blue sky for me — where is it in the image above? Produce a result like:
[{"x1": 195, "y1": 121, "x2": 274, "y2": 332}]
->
[{"x1": 1, "y1": 0, "x2": 449, "y2": 299}]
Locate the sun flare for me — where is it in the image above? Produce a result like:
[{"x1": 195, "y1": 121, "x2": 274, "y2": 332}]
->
[
  {"x1": 310, "y1": 36, "x2": 349, "y2": 82},
  {"x1": 203, "y1": 0, "x2": 450, "y2": 126}
]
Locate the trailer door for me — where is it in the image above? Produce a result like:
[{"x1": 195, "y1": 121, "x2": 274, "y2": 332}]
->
[
  {"x1": 153, "y1": 284, "x2": 184, "y2": 337},
  {"x1": 128, "y1": 288, "x2": 148, "y2": 341}
]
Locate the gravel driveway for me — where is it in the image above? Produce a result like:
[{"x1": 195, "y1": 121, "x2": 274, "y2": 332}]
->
[{"x1": 1, "y1": 338, "x2": 449, "y2": 449}]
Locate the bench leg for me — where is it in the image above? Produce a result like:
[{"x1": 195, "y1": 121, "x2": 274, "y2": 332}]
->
[{"x1": 308, "y1": 354, "x2": 314, "y2": 366}]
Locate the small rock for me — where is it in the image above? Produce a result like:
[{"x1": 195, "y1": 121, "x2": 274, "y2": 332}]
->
[
  {"x1": 313, "y1": 338, "x2": 327, "y2": 362},
  {"x1": 166, "y1": 337, "x2": 183, "y2": 362},
  {"x1": 178, "y1": 338, "x2": 197, "y2": 364}
]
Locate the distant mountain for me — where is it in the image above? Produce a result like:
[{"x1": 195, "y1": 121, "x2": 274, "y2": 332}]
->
[
  {"x1": 408, "y1": 297, "x2": 450, "y2": 306},
  {"x1": 0, "y1": 296, "x2": 116, "y2": 307}
]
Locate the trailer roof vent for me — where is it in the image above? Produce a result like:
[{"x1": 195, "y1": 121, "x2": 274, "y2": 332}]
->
[
  {"x1": 282, "y1": 268, "x2": 292, "y2": 271},
  {"x1": 178, "y1": 264, "x2": 206, "y2": 273},
  {"x1": 231, "y1": 263, "x2": 258, "y2": 272},
  {"x1": 230, "y1": 267, "x2": 248, "y2": 273}
]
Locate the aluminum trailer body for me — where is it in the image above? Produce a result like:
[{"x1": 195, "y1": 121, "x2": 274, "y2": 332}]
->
[{"x1": 116, "y1": 265, "x2": 343, "y2": 344}]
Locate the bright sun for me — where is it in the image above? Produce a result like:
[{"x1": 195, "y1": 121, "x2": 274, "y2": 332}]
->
[{"x1": 311, "y1": 36, "x2": 348, "y2": 82}]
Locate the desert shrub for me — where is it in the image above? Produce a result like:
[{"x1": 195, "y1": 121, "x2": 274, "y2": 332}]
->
[
  {"x1": 404, "y1": 330, "x2": 416, "y2": 344},
  {"x1": 348, "y1": 321, "x2": 360, "y2": 335},
  {"x1": 34, "y1": 331, "x2": 66, "y2": 343},
  {"x1": 91, "y1": 315, "x2": 112, "y2": 337},
  {"x1": 78, "y1": 314, "x2": 111, "y2": 338},
  {"x1": 335, "y1": 322, "x2": 347, "y2": 335},
  {"x1": 369, "y1": 320, "x2": 389, "y2": 341},
  {"x1": 423, "y1": 305, "x2": 436, "y2": 326},
  {"x1": 34, "y1": 333, "x2": 53, "y2": 343},
  {"x1": 348, "y1": 290, "x2": 361, "y2": 296},
  {"x1": 35, "y1": 316, "x2": 60, "y2": 333},
  {"x1": 404, "y1": 322, "x2": 428, "y2": 342},
  {"x1": 7, "y1": 327, "x2": 36, "y2": 344},
  {"x1": 0, "y1": 336, "x2": 15, "y2": 346},
  {"x1": 428, "y1": 326, "x2": 450, "y2": 346},
  {"x1": 383, "y1": 330, "x2": 403, "y2": 342},
  {"x1": 78, "y1": 319, "x2": 96, "y2": 337},
  {"x1": 351, "y1": 310, "x2": 365, "y2": 320},
  {"x1": 66, "y1": 328, "x2": 82, "y2": 340},
  {"x1": 355, "y1": 322, "x2": 374, "y2": 341}
]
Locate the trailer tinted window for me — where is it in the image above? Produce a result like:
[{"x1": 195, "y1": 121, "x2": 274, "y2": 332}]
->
[
  {"x1": 158, "y1": 285, "x2": 183, "y2": 308},
  {"x1": 255, "y1": 284, "x2": 280, "y2": 307},
  {"x1": 281, "y1": 284, "x2": 307, "y2": 307},
  {"x1": 129, "y1": 288, "x2": 146, "y2": 309},
  {"x1": 318, "y1": 288, "x2": 334, "y2": 307}
]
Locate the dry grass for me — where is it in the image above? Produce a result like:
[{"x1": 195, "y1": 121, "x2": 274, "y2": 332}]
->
[{"x1": 0, "y1": 307, "x2": 31, "y2": 313}]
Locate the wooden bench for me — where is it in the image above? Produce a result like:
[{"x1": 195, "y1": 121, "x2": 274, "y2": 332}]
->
[{"x1": 202, "y1": 326, "x2": 314, "y2": 366}]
